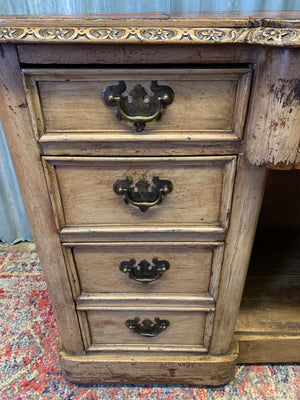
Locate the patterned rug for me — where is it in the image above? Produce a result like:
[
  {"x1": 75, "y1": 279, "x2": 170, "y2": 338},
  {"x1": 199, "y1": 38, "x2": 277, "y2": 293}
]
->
[{"x1": 0, "y1": 249, "x2": 299, "y2": 399}]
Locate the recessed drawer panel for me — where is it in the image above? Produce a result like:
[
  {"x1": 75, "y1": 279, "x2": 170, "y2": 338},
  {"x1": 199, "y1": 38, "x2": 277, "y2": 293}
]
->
[
  {"x1": 63, "y1": 242, "x2": 224, "y2": 296},
  {"x1": 23, "y1": 68, "x2": 252, "y2": 146},
  {"x1": 83, "y1": 309, "x2": 210, "y2": 353},
  {"x1": 43, "y1": 156, "x2": 236, "y2": 232}
]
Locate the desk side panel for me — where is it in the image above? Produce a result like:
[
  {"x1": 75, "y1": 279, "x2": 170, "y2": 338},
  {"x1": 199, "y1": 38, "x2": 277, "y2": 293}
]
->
[{"x1": 0, "y1": 43, "x2": 84, "y2": 354}]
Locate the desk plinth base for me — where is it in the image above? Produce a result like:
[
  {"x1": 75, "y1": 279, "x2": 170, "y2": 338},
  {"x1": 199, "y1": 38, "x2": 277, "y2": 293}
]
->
[{"x1": 58, "y1": 341, "x2": 239, "y2": 385}]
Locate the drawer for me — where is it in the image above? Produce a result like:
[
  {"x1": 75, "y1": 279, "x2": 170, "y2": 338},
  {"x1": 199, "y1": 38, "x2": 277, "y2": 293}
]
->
[
  {"x1": 23, "y1": 68, "x2": 252, "y2": 150},
  {"x1": 63, "y1": 242, "x2": 224, "y2": 296},
  {"x1": 43, "y1": 156, "x2": 236, "y2": 232},
  {"x1": 79, "y1": 309, "x2": 212, "y2": 353}
]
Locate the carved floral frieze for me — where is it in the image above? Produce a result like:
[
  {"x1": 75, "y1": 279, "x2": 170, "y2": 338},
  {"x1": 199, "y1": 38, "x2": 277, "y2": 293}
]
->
[{"x1": 0, "y1": 26, "x2": 299, "y2": 46}]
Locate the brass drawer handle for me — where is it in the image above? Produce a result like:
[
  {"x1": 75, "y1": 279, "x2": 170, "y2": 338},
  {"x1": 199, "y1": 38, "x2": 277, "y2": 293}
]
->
[
  {"x1": 103, "y1": 80, "x2": 174, "y2": 132},
  {"x1": 119, "y1": 257, "x2": 170, "y2": 283},
  {"x1": 125, "y1": 317, "x2": 170, "y2": 337},
  {"x1": 113, "y1": 175, "x2": 173, "y2": 212}
]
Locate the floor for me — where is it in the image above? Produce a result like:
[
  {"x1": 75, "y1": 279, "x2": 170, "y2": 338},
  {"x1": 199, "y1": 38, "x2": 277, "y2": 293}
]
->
[
  {"x1": 0, "y1": 241, "x2": 36, "y2": 250},
  {"x1": 0, "y1": 241, "x2": 299, "y2": 398}
]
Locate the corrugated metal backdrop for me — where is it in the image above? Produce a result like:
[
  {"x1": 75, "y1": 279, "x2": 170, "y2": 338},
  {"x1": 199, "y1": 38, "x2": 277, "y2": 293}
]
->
[
  {"x1": 0, "y1": 1, "x2": 298, "y2": 14},
  {"x1": 0, "y1": 1, "x2": 298, "y2": 243}
]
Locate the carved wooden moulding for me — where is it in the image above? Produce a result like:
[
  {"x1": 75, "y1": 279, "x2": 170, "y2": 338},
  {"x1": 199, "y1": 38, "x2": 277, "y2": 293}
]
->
[{"x1": 0, "y1": 23, "x2": 299, "y2": 46}]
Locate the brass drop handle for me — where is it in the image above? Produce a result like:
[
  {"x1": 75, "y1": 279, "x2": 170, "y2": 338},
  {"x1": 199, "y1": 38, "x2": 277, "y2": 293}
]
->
[
  {"x1": 102, "y1": 80, "x2": 174, "y2": 132},
  {"x1": 125, "y1": 317, "x2": 170, "y2": 337},
  {"x1": 113, "y1": 175, "x2": 173, "y2": 212},
  {"x1": 119, "y1": 258, "x2": 170, "y2": 283}
]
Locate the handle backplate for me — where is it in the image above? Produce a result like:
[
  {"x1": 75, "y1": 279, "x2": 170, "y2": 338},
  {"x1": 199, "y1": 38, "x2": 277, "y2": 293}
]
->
[
  {"x1": 103, "y1": 80, "x2": 174, "y2": 132},
  {"x1": 113, "y1": 175, "x2": 173, "y2": 212},
  {"x1": 119, "y1": 257, "x2": 170, "y2": 283},
  {"x1": 125, "y1": 317, "x2": 170, "y2": 337}
]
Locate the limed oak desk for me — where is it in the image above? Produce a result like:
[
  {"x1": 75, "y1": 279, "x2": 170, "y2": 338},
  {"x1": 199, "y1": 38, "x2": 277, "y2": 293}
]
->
[{"x1": 0, "y1": 13, "x2": 299, "y2": 385}]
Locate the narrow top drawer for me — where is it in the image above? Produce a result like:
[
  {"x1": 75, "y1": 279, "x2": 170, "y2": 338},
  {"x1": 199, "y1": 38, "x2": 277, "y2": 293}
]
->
[{"x1": 23, "y1": 68, "x2": 252, "y2": 153}]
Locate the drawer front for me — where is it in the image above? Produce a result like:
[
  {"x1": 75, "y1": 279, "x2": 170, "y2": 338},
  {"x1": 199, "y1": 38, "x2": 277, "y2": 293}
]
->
[
  {"x1": 23, "y1": 68, "x2": 252, "y2": 145},
  {"x1": 43, "y1": 156, "x2": 236, "y2": 231},
  {"x1": 63, "y1": 242, "x2": 223, "y2": 296},
  {"x1": 83, "y1": 309, "x2": 210, "y2": 352}
]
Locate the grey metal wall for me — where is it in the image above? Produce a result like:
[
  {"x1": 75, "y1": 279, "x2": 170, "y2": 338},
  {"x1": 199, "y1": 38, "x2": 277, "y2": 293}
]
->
[
  {"x1": 0, "y1": 128, "x2": 34, "y2": 243},
  {"x1": 0, "y1": 1, "x2": 299, "y2": 14},
  {"x1": 0, "y1": 1, "x2": 299, "y2": 243}
]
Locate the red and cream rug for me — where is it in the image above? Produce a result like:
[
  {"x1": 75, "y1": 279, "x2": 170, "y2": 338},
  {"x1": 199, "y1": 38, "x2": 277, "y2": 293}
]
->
[{"x1": 0, "y1": 249, "x2": 299, "y2": 399}]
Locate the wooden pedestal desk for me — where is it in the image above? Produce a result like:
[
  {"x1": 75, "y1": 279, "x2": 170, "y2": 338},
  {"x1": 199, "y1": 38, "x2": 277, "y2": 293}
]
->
[{"x1": 0, "y1": 13, "x2": 299, "y2": 385}]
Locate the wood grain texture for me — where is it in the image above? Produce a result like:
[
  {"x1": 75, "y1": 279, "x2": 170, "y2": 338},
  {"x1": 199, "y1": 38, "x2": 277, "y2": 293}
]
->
[
  {"x1": 43, "y1": 156, "x2": 236, "y2": 231},
  {"x1": 58, "y1": 340, "x2": 239, "y2": 385},
  {"x1": 236, "y1": 335, "x2": 300, "y2": 363},
  {"x1": 236, "y1": 275, "x2": 300, "y2": 335},
  {"x1": 0, "y1": 44, "x2": 84, "y2": 354},
  {"x1": 2, "y1": 12, "x2": 300, "y2": 26},
  {"x1": 235, "y1": 229, "x2": 300, "y2": 363},
  {"x1": 59, "y1": 226, "x2": 227, "y2": 243},
  {"x1": 17, "y1": 43, "x2": 258, "y2": 65},
  {"x1": 76, "y1": 294, "x2": 215, "y2": 311},
  {"x1": 76, "y1": 292, "x2": 215, "y2": 312},
  {"x1": 39, "y1": 138, "x2": 242, "y2": 157},
  {"x1": 63, "y1": 242, "x2": 224, "y2": 296},
  {"x1": 245, "y1": 47, "x2": 300, "y2": 169},
  {"x1": 86, "y1": 309, "x2": 207, "y2": 347},
  {"x1": 23, "y1": 68, "x2": 251, "y2": 143},
  {"x1": 209, "y1": 156, "x2": 267, "y2": 354},
  {"x1": 76, "y1": 295, "x2": 215, "y2": 354}
]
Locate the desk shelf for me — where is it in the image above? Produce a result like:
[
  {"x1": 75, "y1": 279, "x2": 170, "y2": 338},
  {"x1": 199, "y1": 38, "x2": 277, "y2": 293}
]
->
[{"x1": 236, "y1": 231, "x2": 300, "y2": 363}]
